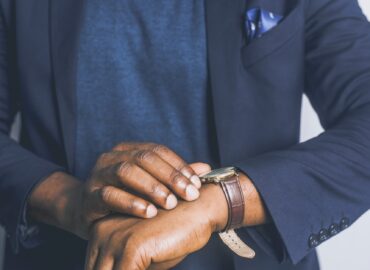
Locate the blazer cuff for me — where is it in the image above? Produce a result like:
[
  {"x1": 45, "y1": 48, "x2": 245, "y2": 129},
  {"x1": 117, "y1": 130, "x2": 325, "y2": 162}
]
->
[
  {"x1": 235, "y1": 154, "x2": 321, "y2": 264},
  {"x1": 0, "y1": 158, "x2": 64, "y2": 253}
]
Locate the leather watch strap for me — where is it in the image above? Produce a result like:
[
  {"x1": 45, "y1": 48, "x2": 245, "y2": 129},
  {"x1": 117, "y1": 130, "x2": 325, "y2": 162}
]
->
[
  {"x1": 219, "y1": 174, "x2": 245, "y2": 231},
  {"x1": 218, "y1": 172, "x2": 255, "y2": 259},
  {"x1": 199, "y1": 167, "x2": 256, "y2": 259},
  {"x1": 219, "y1": 230, "x2": 256, "y2": 259}
]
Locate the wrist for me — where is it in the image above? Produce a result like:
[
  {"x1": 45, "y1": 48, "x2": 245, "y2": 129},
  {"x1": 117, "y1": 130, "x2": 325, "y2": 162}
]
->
[
  {"x1": 199, "y1": 169, "x2": 259, "y2": 260},
  {"x1": 55, "y1": 176, "x2": 86, "y2": 238},
  {"x1": 199, "y1": 183, "x2": 228, "y2": 232},
  {"x1": 28, "y1": 172, "x2": 85, "y2": 237},
  {"x1": 239, "y1": 172, "x2": 269, "y2": 226},
  {"x1": 199, "y1": 172, "x2": 268, "y2": 232}
]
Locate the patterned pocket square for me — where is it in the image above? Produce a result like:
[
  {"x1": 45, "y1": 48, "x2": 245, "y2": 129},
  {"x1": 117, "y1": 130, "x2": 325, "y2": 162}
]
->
[{"x1": 245, "y1": 8, "x2": 283, "y2": 43}]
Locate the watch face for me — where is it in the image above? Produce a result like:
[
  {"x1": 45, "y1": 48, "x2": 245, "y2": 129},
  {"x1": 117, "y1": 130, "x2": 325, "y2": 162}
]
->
[{"x1": 200, "y1": 167, "x2": 237, "y2": 183}]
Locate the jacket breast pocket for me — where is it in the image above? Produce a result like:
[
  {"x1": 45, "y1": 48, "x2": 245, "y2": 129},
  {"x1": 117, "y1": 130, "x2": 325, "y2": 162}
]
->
[{"x1": 241, "y1": 1, "x2": 304, "y2": 69}]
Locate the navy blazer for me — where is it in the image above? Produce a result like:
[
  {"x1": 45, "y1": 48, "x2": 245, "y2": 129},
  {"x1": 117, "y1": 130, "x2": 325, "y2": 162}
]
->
[{"x1": 1, "y1": 0, "x2": 370, "y2": 269}]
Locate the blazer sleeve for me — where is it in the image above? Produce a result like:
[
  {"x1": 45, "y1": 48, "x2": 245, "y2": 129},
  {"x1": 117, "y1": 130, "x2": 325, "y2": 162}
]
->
[
  {"x1": 0, "y1": 7, "x2": 64, "y2": 253},
  {"x1": 235, "y1": 0, "x2": 370, "y2": 264}
]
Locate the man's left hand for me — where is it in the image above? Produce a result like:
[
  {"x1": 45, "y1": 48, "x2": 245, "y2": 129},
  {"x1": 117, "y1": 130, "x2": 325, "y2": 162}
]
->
[{"x1": 85, "y1": 183, "x2": 228, "y2": 270}]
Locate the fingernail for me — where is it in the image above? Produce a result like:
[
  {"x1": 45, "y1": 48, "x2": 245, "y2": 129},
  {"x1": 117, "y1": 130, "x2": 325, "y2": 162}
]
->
[
  {"x1": 186, "y1": 185, "x2": 200, "y2": 201},
  {"x1": 166, "y1": 194, "x2": 178, "y2": 209},
  {"x1": 190, "y1": 175, "x2": 202, "y2": 189},
  {"x1": 146, "y1": 205, "x2": 157, "y2": 218},
  {"x1": 181, "y1": 168, "x2": 192, "y2": 179}
]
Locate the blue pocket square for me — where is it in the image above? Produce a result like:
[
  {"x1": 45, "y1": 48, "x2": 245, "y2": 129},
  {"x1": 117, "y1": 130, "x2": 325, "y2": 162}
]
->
[{"x1": 245, "y1": 8, "x2": 283, "y2": 43}]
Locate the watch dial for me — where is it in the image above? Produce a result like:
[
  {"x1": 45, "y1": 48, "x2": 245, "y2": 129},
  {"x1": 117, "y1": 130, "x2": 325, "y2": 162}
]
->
[{"x1": 202, "y1": 167, "x2": 236, "y2": 178}]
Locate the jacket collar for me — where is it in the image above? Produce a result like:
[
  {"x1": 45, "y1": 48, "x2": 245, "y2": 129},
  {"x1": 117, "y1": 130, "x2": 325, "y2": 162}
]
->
[
  {"x1": 50, "y1": 0, "x2": 86, "y2": 171},
  {"x1": 204, "y1": 0, "x2": 245, "y2": 165}
]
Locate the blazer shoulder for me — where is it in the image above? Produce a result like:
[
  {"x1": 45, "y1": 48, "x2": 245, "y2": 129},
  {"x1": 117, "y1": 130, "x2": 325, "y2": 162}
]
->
[{"x1": 304, "y1": 0, "x2": 366, "y2": 21}]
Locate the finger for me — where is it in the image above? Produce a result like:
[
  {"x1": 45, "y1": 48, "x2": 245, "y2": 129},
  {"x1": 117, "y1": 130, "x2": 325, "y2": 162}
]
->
[
  {"x1": 113, "y1": 250, "x2": 149, "y2": 270},
  {"x1": 189, "y1": 162, "x2": 212, "y2": 176},
  {"x1": 85, "y1": 243, "x2": 99, "y2": 270},
  {"x1": 111, "y1": 142, "x2": 145, "y2": 152},
  {"x1": 95, "y1": 151, "x2": 179, "y2": 210},
  {"x1": 133, "y1": 150, "x2": 200, "y2": 201},
  {"x1": 148, "y1": 256, "x2": 187, "y2": 270},
  {"x1": 111, "y1": 162, "x2": 178, "y2": 210},
  {"x1": 148, "y1": 144, "x2": 201, "y2": 188},
  {"x1": 112, "y1": 143, "x2": 201, "y2": 188},
  {"x1": 99, "y1": 186, "x2": 158, "y2": 218},
  {"x1": 93, "y1": 251, "x2": 114, "y2": 270}
]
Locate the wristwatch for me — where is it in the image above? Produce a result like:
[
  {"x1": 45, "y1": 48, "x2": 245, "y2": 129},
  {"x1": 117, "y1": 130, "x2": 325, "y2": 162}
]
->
[{"x1": 200, "y1": 167, "x2": 256, "y2": 259}]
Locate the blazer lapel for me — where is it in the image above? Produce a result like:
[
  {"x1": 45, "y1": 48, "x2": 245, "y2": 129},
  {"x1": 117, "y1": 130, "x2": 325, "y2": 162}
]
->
[
  {"x1": 50, "y1": 0, "x2": 86, "y2": 172},
  {"x1": 205, "y1": 0, "x2": 245, "y2": 165}
]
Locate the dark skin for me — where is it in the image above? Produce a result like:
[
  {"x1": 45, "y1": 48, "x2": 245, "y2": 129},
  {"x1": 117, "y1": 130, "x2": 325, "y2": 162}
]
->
[
  {"x1": 85, "y1": 173, "x2": 267, "y2": 270},
  {"x1": 28, "y1": 142, "x2": 267, "y2": 270},
  {"x1": 28, "y1": 142, "x2": 203, "y2": 239}
]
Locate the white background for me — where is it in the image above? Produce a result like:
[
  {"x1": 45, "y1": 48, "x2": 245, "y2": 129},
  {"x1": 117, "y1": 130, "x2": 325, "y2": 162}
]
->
[{"x1": 305, "y1": 1, "x2": 370, "y2": 269}]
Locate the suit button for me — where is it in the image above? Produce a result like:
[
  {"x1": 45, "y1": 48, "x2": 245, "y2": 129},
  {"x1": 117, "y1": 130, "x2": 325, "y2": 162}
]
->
[
  {"x1": 340, "y1": 217, "x2": 350, "y2": 230},
  {"x1": 319, "y1": 229, "x2": 330, "y2": 242},
  {"x1": 329, "y1": 223, "x2": 340, "y2": 236},
  {"x1": 309, "y1": 234, "x2": 319, "y2": 248}
]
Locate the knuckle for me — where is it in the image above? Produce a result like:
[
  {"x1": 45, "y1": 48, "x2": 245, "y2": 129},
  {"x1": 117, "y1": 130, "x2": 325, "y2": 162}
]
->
[
  {"x1": 149, "y1": 183, "x2": 166, "y2": 197},
  {"x1": 127, "y1": 197, "x2": 137, "y2": 211},
  {"x1": 151, "y1": 144, "x2": 169, "y2": 154},
  {"x1": 135, "y1": 149, "x2": 154, "y2": 163},
  {"x1": 169, "y1": 170, "x2": 186, "y2": 186},
  {"x1": 108, "y1": 230, "x2": 124, "y2": 247},
  {"x1": 91, "y1": 219, "x2": 106, "y2": 236},
  {"x1": 177, "y1": 163, "x2": 190, "y2": 173},
  {"x1": 111, "y1": 143, "x2": 124, "y2": 151},
  {"x1": 116, "y1": 161, "x2": 133, "y2": 177},
  {"x1": 97, "y1": 152, "x2": 111, "y2": 165},
  {"x1": 145, "y1": 142, "x2": 156, "y2": 148},
  {"x1": 100, "y1": 186, "x2": 116, "y2": 203}
]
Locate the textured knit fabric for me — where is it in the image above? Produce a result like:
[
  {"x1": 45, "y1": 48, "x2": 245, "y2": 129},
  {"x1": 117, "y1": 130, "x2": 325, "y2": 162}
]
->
[{"x1": 75, "y1": 0, "x2": 219, "y2": 180}]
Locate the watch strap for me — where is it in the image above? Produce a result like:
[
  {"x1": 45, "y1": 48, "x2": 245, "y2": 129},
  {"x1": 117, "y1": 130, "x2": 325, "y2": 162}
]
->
[
  {"x1": 219, "y1": 230, "x2": 256, "y2": 259},
  {"x1": 219, "y1": 174, "x2": 245, "y2": 231},
  {"x1": 219, "y1": 171, "x2": 256, "y2": 259},
  {"x1": 200, "y1": 167, "x2": 256, "y2": 259}
]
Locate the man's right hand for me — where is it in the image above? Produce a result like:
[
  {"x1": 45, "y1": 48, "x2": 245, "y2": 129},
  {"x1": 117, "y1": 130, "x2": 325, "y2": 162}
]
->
[{"x1": 28, "y1": 142, "x2": 209, "y2": 239}]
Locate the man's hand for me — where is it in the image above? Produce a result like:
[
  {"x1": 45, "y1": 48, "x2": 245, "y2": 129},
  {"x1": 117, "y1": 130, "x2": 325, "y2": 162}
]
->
[
  {"x1": 85, "y1": 183, "x2": 229, "y2": 270},
  {"x1": 85, "y1": 172, "x2": 268, "y2": 270},
  {"x1": 28, "y1": 142, "x2": 209, "y2": 239}
]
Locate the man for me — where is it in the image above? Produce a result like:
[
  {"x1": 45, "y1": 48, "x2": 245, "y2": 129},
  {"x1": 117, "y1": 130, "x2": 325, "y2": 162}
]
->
[{"x1": 1, "y1": 0, "x2": 370, "y2": 269}]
